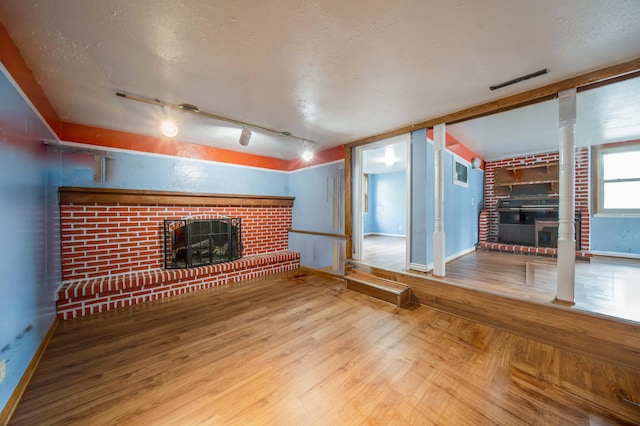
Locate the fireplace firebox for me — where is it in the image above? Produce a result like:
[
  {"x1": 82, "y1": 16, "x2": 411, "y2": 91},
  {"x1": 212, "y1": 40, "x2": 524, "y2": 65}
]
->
[{"x1": 164, "y1": 218, "x2": 242, "y2": 269}]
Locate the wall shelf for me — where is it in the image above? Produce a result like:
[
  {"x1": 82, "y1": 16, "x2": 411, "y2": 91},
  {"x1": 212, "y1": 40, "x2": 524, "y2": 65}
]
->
[
  {"x1": 505, "y1": 161, "x2": 558, "y2": 173},
  {"x1": 58, "y1": 187, "x2": 295, "y2": 207},
  {"x1": 494, "y1": 161, "x2": 559, "y2": 196}
]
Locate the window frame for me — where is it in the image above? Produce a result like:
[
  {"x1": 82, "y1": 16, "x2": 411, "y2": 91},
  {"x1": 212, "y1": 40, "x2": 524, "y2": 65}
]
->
[
  {"x1": 453, "y1": 157, "x2": 469, "y2": 187},
  {"x1": 593, "y1": 142, "x2": 640, "y2": 215},
  {"x1": 363, "y1": 173, "x2": 369, "y2": 213}
]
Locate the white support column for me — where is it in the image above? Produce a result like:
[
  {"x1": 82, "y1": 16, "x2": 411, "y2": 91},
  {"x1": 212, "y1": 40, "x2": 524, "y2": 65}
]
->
[
  {"x1": 556, "y1": 89, "x2": 576, "y2": 303},
  {"x1": 433, "y1": 123, "x2": 446, "y2": 277}
]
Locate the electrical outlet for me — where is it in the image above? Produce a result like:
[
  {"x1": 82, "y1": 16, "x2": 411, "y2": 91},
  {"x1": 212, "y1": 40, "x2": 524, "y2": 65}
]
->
[{"x1": 0, "y1": 359, "x2": 6, "y2": 383}]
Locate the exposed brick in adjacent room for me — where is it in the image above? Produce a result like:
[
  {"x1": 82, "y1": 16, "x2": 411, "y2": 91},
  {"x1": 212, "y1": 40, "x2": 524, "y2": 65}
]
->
[{"x1": 479, "y1": 148, "x2": 591, "y2": 255}]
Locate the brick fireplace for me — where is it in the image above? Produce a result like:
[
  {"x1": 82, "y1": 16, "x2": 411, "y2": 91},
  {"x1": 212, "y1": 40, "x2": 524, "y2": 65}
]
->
[
  {"x1": 478, "y1": 148, "x2": 591, "y2": 258},
  {"x1": 57, "y1": 187, "x2": 300, "y2": 319}
]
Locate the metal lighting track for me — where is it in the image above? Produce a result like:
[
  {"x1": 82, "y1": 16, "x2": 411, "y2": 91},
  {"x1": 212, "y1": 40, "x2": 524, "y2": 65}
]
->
[{"x1": 115, "y1": 91, "x2": 315, "y2": 146}]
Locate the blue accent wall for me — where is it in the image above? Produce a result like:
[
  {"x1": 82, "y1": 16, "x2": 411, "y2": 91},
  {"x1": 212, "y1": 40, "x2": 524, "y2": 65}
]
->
[
  {"x1": 61, "y1": 151, "x2": 288, "y2": 196},
  {"x1": 409, "y1": 129, "x2": 484, "y2": 268},
  {"x1": 366, "y1": 171, "x2": 406, "y2": 236},
  {"x1": 410, "y1": 129, "x2": 427, "y2": 266},
  {"x1": 591, "y1": 216, "x2": 640, "y2": 254},
  {"x1": 443, "y1": 152, "x2": 484, "y2": 257},
  {"x1": 288, "y1": 161, "x2": 344, "y2": 234},
  {"x1": 363, "y1": 211, "x2": 374, "y2": 235},
  {"x1": 0, "y1": 71, "x2": 61, "y2": 411},
  {"x1": 287, "y1": 161, "x2": 345, "y2": 273}
]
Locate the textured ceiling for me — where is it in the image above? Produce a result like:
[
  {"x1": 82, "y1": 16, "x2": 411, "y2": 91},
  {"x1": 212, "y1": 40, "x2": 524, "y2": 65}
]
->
[{"x1": 1, "y1": 0, "x2": 639, "y2": 160}]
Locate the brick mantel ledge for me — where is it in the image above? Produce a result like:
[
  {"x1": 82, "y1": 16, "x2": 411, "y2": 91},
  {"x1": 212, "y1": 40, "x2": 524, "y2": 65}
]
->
[{"x1": 59, "y1": 187, "x2": 295, "y2": 207}]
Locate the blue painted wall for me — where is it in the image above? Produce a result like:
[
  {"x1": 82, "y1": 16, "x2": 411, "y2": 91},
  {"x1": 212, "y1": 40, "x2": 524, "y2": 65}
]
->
[
  {"x1": 366, "y1": 171, "x2": 406, "y2": 236},
  {"x1": 61, "y1": 151, "x2": 289, "y2": 196},
  {"x1": 0, "y1": 71, "x2": 61, "y2": 411},
  {"x1": 443, "y1": 152, "x2": 484, "y2": 257},
  {"x1": 288, "y1": 161, "x2": 345, "y2": 273},
  {"x1": 410, "y1": 129, "x2": 484, "y2": 269},
  {"x1": 410, "y1": 129, "x2": 428, "y2": 266},
  {"x1": 591, "y1": 216, "x2": 640, "y2": 254},
  {"x1": 363, "y1": 210, "x2": 374, "y2": 234},
  {"x1": 288, "y1": 161, "x2": 344, "y2": 234}
]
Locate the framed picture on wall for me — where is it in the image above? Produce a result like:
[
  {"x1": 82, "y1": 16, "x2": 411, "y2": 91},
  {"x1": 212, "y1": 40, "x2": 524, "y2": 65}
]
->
[{"x1": 453, "y1": 157, "x2": 468, "y2": 187}]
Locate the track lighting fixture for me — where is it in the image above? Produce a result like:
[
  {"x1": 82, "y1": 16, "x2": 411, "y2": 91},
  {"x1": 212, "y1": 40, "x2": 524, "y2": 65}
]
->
[
  {"x1": 159, "y1": 105, "x2": 179, "y2": 137},
  {"x1": 239, "y1": 126, "x2": 252, "y2": 146},
  {"x1": 384, "y1": 145, "x2": 395, "y2": 166},
  {"x1": 160, "y1": 119, "x2": 179, "y2": 138},
  {"x1": 116, "y1": 91, "x2": 316, "y2": 160},
  {"x1": 301, "y1": 140, "x2": 314, "y2": 162}
]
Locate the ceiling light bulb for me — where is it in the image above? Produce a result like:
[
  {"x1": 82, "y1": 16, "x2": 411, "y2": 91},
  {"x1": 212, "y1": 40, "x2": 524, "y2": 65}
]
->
[
  {"x1": 384, "y1": 146, "x2": 395, "y2": 166},
  {"x1": 239, "y1": 126, "x2": 252, "y2": 146},
  {"x1": 302, "y1": 149, "x2": 314, "y2": 162},
  {"x1": 160, "y1": 119, "x2": 179, "y2": 138}
]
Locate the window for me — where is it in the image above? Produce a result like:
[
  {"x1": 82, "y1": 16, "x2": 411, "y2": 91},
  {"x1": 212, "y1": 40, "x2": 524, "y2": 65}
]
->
[
  {"x1": 453, "y1": 158, "x2": 468, "y2": 187},
  {"x1": 595, "y1": 143, "x2": 640, "y2": 214}
]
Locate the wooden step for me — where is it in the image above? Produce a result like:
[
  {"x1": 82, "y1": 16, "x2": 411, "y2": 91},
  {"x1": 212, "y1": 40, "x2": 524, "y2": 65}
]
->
[{"x1": 345, "y1": 270, "x2": 412, "y2": 307}]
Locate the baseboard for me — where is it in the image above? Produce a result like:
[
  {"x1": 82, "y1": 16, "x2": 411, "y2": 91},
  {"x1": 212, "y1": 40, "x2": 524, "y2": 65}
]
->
[
  {"x1": 0, "y1": 318, "x2": 58, "y2": 425},
  {"x1": 409, "y1": 247, "x2": 475, "y2": 274},
  {"x1": 409, "y1": 263, "x2": 428, "y2": 272},
  {"x1": 590, "y1": 250, "x2": 640, "y2": 260},
  {"x1": 364, "y1": 232, "x2": 406, "y2": 238},
  {"x1": 446, "y1": 247, "x2": 476, "y2": 262}
]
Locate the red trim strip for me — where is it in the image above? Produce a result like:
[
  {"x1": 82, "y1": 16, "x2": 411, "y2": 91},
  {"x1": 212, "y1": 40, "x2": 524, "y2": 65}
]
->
[
  {"x1": 0, "y1": 21, "x2": 61, "y2": 135},
  {"x1": 60, "y1": 123, "x2": 292, "y2": 170},
  {"x1": 426, "y1": 128, "x2": 483, "y2": 170},
  {"x1": 60, "y1": 123, "x2": 345, "y2": 171},
  {"x1": 286, "y1": 145, "x2": 345, "y2": 171}
]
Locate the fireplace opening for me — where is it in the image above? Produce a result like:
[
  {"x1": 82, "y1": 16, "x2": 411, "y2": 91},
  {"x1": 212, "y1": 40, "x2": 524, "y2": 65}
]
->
[{"x1": 164, "y1": 218, "x2": 242, "y2": 269}]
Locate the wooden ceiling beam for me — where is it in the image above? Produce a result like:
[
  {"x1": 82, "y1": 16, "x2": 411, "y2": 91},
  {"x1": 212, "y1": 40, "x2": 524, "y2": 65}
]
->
[{"x1": 346, "y1": 57, "x2": 640, "y2": 149}]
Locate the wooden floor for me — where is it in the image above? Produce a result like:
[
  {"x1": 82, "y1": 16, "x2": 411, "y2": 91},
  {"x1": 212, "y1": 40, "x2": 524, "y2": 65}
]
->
[
  {"x1": 10, "y1": 271, "x2": 640, "y2": 425},
  {"x1": 361, "y1": 235, "x2": 640, "y2": 324},
  {"x1": 362, "y1": 234, "x2": 406, "y2": 271}
]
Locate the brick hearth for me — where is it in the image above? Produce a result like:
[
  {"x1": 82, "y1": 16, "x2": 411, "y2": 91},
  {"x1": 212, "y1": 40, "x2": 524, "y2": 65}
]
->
[{"x1": 57, "y1": 187, "x2": 300, "y2": 319}]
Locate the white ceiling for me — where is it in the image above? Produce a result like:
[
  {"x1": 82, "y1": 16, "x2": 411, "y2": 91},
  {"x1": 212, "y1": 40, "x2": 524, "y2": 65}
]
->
[
  {"x1": 448, "y1": 75, "x2": 640, "y2": 160},
  {"x1": 362, "y1": 135, "x2": 408, "y2": 174},
  {"x1": 1, "y1": 1, "x2": 639, "y2": 160}
]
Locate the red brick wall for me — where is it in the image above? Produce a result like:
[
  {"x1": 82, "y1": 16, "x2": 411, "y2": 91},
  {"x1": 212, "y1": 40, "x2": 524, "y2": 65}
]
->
[
  {"x1": 479, "y1": 148, "x2": 590, "y2": 250},
  {"x1": 60, "y1": 204, "x2": 292, "y2": 280},
  {"x1": 574, "y1": 148, "x2": 590, "y2": 251}
]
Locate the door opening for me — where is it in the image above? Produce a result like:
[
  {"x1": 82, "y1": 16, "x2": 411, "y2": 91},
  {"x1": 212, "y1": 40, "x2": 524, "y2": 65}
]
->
[{"x1": 354, "y1": 134, "x2": 411, "y2": 271}]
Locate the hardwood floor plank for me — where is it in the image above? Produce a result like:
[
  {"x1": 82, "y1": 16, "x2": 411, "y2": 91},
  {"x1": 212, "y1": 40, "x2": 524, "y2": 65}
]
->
[
  {"x1": 9, "y1": 270, "x2": 640, "y2": 425},
  {"x1": 359, "y1": 236, "x2": 640, "y2": 324}
]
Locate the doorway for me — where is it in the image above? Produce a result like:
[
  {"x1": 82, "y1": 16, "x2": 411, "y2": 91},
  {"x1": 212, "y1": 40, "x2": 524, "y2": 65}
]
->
[{"x1": 354, "y1": 134, "x2": 410, "y2": 271}]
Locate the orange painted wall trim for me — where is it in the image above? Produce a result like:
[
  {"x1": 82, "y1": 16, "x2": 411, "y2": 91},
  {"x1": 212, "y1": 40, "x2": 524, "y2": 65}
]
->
[
  {"x1": 286, "y1": 145, "x2": 345, "y2": 171},
  {"x1": 0, "y1": 21, "x2": 61, "y2": 135},
  {"x1": 426, "y1": 128, "x2": 483, "y2": 170},
  {"x1": 60, "y1": 122, "x2": 345, "y2": 171},
  {"x1": 60, "y1": 123, "x2": 293, "y2": 171}
]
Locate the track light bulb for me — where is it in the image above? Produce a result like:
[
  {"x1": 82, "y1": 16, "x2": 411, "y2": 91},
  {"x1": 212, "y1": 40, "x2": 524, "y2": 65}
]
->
[
  {"x1": 160, "y1": 119, "x2": 179, "y2": 138},
  {"x1": 239, "y1": 126, "x2": 252, "y2": 146},
  {"x1": 302, "y1": 149, "x2": 314, "y2": 162}
]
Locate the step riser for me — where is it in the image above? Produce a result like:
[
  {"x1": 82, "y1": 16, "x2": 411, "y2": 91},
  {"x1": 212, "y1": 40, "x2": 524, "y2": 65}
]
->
[{"x1": 345, "y1": 279, "x2": 411, "y2": 307}]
